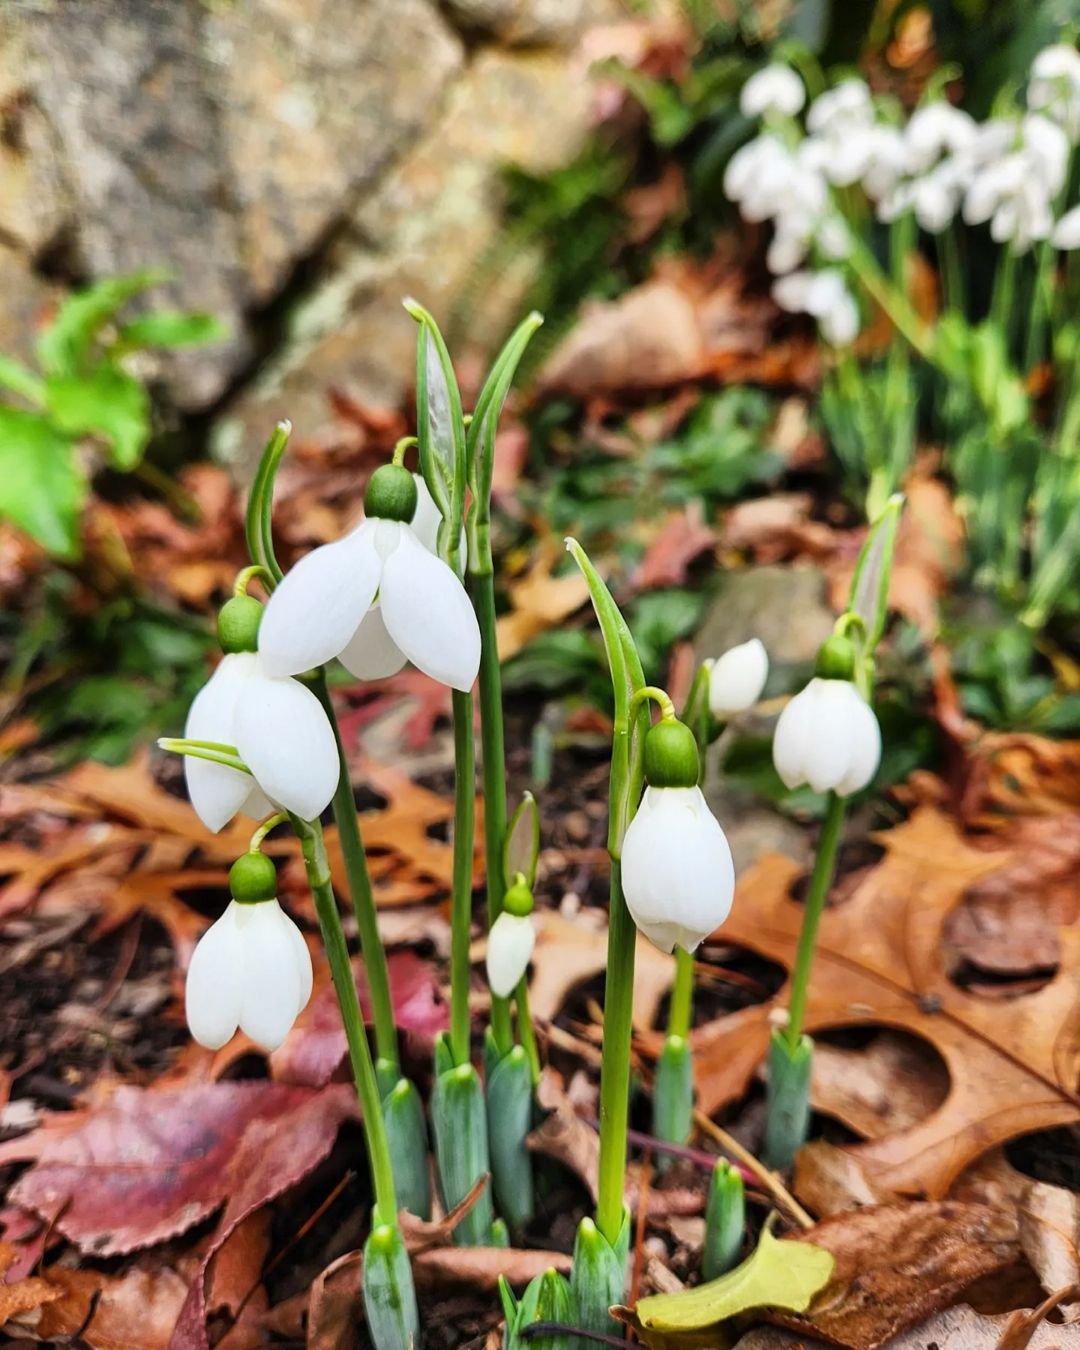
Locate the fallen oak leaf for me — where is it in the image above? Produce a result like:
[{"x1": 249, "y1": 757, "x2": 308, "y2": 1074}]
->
[
  {"x1": 1018, "y1": 1179, "x2": 1080, "y2": 1304},
  {"x1": 412, "y1": 1245, "x2": 572, "y2": 1292},
  {"x1": 0, "y1": 1082, "x2": 355, "y2": 1257},
  {"x1": 11, "y1": 1265, "x2": 189, "y2": 1349},
  {"x1": 496, "y1": 540, "x2": 591, "y2": 662},
  {"x1": 632, "y1": 504, "x2": 717, "y2": 592},
  {"x1": 774, "y1": 1201, "x2": 1022, "y2": 1350},
  {"x1": 692, "y1": 806, "x2": 1080, "y2": 1197},
  {"x1": 732, "y1": 1301, "x2": 1071, "y2": 1350}
]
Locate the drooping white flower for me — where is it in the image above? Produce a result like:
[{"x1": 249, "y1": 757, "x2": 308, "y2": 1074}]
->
[
  {"x1": 806, "y1": 79, "x2": 874, "y2": 139},
  {"x1": 486, "y1": 911, "x2": 536, "y2": 998},
  {"x1": 1053, "y1": 204, "x2": 1080, "y2": 249},
  {"x1": 905, "y1": 103, "x2": 977, "y2": 173},
  {"x1": 860, "y1": 125, "x2": 908, "y2": 200},
  {"x1": 1028, "y1": 43, "x2": 1080, "y2": 140},
  {"x1": 740, "y1": 65, "x2": 806, "y2": 119},
  {"x1": 186, "y1": 897, "x2": 313, "y2": 1051},
  {"x1": 185, "y1": 650, "x2": 338, "y2": 831},
  {"x1": 773, "y1": 269, "x2": 860, "y2": 345},
  {"x1": 622, "y1": 785, "x2": 735, "y2": 953},
  {"x1": 258, "y1": 464, "x2": 481, "y2": 691},
  {"x1": 772, "y1": 678, "x2": 881, "y2": 796},
  {"x1": 706, "y1": 638, "x2": 769, "y2": 717}
]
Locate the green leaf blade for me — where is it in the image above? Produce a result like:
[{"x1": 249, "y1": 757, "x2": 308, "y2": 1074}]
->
[
  {"x1": 45, "y1": 368, "x2": 151, "y2": 470},
  {"x1": 0, "y1": 407, "x2": 86, "y2": 559},
  {"x1": 117, "y1": 311, "x2": 227, "y2": 350},
  {"x1": 37, "y1": 268, "x2": 170, "y2": 376}
]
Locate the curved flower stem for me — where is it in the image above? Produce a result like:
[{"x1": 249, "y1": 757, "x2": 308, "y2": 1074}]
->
[
  {"x1": 312, "y1": 672, "x2": 399, "y2": 1075},
  {"x1": 449, "y1": 688, "x2": 477, "y2": 1067},
  {"x1": 289, "y1": 812, "x2": 399, "y2": 1226},
  {"x1": 784, "y1": 791, "x2": 846, "y2": 1050},
  {"x1": 514, "y1": 977, "x2": 541, "y2": 1086},
  {"x1": 468, "y1": 568, "x2": 515, "y2": 1058},
  {"x1": 668, "y1": 948, "x2": 695, "y2": 1040},
  {"x1": 248, "y1": 811, "x2": 288, "y2": 851}
]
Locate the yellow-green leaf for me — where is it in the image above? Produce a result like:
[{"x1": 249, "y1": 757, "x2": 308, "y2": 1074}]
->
[{"x1": 633, "y1": 1226, "x2": 833, "y2": 1333}]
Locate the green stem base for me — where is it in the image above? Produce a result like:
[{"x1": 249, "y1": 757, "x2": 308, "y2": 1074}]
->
[{"x1": 763, "y1": 1029, "x2": 813, "y2": 1171}]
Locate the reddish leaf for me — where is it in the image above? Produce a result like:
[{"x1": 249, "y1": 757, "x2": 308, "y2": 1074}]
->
[
  {"x1": 0, "y1": 1082, "x2": 355, "y2": 1257},
  {"x1": 632, "y1": 504, "x2": 717, "y2": 591}
]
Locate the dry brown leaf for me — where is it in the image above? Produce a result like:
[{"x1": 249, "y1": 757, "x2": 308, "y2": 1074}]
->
[
  {"x1": 810, "y1": 1031, "x2": 949, "y2": 1141},
  {"x1": 734, "y1": 1301, "x2": 1074, "y2": 1350},
  {"x1": 692, "y1": 806, "x2": 1080, "y2": 1197},
  {"x1": 632, "y1": 504, "x2": 717, "y2": 592},
  {"x1": 412, "y1": 1245, "x2": 571, "y2": 1291},
  {"x1": 776, "y1": 1202, "x2": 1022, "y2": 1350},
  {"x1": 496, "y1": 540, "x2": 591, "y2": 662},
  {"x1": 1019, "y1": 1180, "x2": 1080, "y2": 1303},
  {"x1": 528, "y1": 909, "x2": 674, "y2": 1033},
  {"x1": 793, "y1": 1142, "x2": 887, "y2": 1218},
  {"x1": 13, "y1": 1266, "x2": 189, "y2": 1349},
  {"x1": 307, "y1": 1249, "x2": 363, "y2": 1350}
]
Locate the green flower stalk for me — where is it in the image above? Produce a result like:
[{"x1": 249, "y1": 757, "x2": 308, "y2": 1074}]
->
[
  {"x1": 499, "y1": 1268, "x2": 574, "y2": 1350},
  {"x1": 703, "y1": 1159, "x2": 745, "y2": 1280},
  {"x1": 764, "y1": 498, "x2": 902, "y2": 1168}
]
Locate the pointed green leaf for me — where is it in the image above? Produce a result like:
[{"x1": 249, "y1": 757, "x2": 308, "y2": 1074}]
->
[
  {"x1": 244, "y1": 420, "x2": 291, "y2": 582},
  {"x1": 37, "y1": 268, "x2": 169, "y2": 376},
  {"x1": 405, "y1": 300, "x2": 466, "y2": 543},
  {"x1": 45, "y1": 368, "x2": 151, "y2": 470},
  {"x1": 848, "y1": 494, "x2": 904, "y2": 652},
  {"x1": 0, "y1": 407, "x2": 85, "y2": 559},
  {"x1": 503, "y1": 791, "x2": 541, "y2": 889},
  {"x1": 116, "y1": 310, "x2": 226, "y2": 350},
  {"x1": 0, "y1": 355, "x2": 45, "y2": 406},
  {"x1": 631, "y1": 1224, "x2": 833, "y2": 1333}
]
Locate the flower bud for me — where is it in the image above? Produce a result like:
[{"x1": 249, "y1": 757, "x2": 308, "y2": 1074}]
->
[
  {"x1": 621, "y1": 784, "x2": 734, "y2": 953},
  {"x1": 486, "y1": 911, "x2": 535, "y2": 998},
  {"x1": 228, "y1": 851, "x2": 278, "y2": 903},
  {"x1": 772, "y1": 677, "x2": 880, "y2": 797},
  {"x1": 703, "y1": 1159, "x2": 745, "y2": 1279},
  {"x1": 706, "y1": 638, "x2": 769, "y2": 717},
  {"x1": 217, "y1": 594, "x2": 262, "y2": 654}
]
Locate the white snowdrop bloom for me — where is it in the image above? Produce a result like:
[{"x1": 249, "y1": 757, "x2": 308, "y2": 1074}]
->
[
  {"x1": 963, "y1": 153, "x2": 1028, "y2": 225},
  {"x1": 706, "y1": 639, "x2": 769, "y2": 717},
  {"x1": 723, "y1": 133, "x2": 788, "y2": 205},
  {"x1": 824, "y1": 124, "x2": 879, "y2": 187},
  {"x1": 1028, "y1": 44, "x2": 1080, "y2": 140},
  {"x1": 775, "y1": 269, "x2": 859, "y2": 345},
  {"x1": 990, "y1": 181, "x2": 1054, "y2": 253},
  {"x1": 818, "y1": 286, "x2": 860, "y2": 345},
  {"x1": 816, "y1": 215, "x2": 852, "y2": 261},
  {"x1": 185, "y1": 649, "x2": 338, "y2": 832},
  {"x1": 258, "y1": 464, "x2": 481, "y2": 691},
  {"x1": 911, "y1": 159, "x2": 971, "y2": 234},
  {"x1": 767, "y1": 226, "x2": 807, "y2": 274},
  {"x1": 773, "y1": 678, "x2": 881, "y2": 797},
  {"x1": 806, "y1": 79, "x2": 874, "y2": 139},
  {"x1": 740, "y1": 64, "x2": 806, "y2": 118},
  {"x1": 1053, "y1": 204, "x2": 1080, "y2": 249},
  {"x1": 905, "y1": 103, "x2": 977, "y2": 173},
  {"x1": 772, "y1": 269, "x2": 817, "y2": 313},
  {"x1": 486, "y1": 912, "x2": 536, "y2": 998},
  {"x1": 861, "y1": 125, "x2": 908, "y2": 200},
  {"x1": 186, "y1": 898, "x2": 313, "y2": 1051},
  {"x1": 622, "y1": 786, "x2": 735, "y2": 953},
  {"x1": 1023, "y1": 114, "x2": 1070, "y2": 195}
]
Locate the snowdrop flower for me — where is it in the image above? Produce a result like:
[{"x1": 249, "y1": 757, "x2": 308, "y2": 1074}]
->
[
  {"x1": 905, "y1": 103, "x2": 977, "y2": 173},
  {"x1": 186, "y1": 852, "x2": 313, "y2": 1052},
  {"x1": 1053, "y1": 204, "x2": 1080, "y2": 248},
  {"x1": 1028, "y1": 43, "x2": 1080, "y2": 140},
  {"x1": 774, "y1": 269, "x2": 860, "y2": 345},
  {"x1": 622, "y1": 719, "x2": 735, "y2": 954},
  {"x1": 706, "y1": 639, "x2": 769, "y2": 717},
  {"x1": 772, "y1": 638, "x2": 880, "y2": 797},
  {"x1": 806, "y1": 79, "x2": 874, "y2": 139},
  {"x1": 740, "y1": 65, "x2": 805, "y2": 119},
  {"x1": 860, "y1": 125, "x2": 908, "y2": 200},
  {"x1": 1023, "y1": 114, "x2": 1070, "y2": 196},
  {"x1": 486, "y1": 878, "x2": 536, "y2": 998},
  {"x1": 724, "y1": 134, "x2": 795, "y2": 221},
  {"x1": 258, "y1": 463, "x2": 481, "y2": 690},
  {"x1": 185, "y1": 596, "x2": 338, "y2": 832}
]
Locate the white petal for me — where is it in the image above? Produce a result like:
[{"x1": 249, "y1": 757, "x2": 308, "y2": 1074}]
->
[
  {"x1": 185, "y1": 904, "x2": 244, "y2": 1049},
  {"x1": 241, "y1": 783, "x2": 276, "y2": 820},
  {"x1": 803, "y1": 681, "x2": 856, "y2": 793},
  {"x1": 835, "y1": 689, "x2": 882, "y2": 796},
  {"x1": 621, "y1": 786, "x2": 735, "y2": 954},
  {"x1": 234, "y1": 664, "x2": 339, "y2": 821},
  {"x1": 235, "y1": 901, "x2": 306, "y2": 1051},
  {"x1": 708, "y1": 638, "x2": 769, "y2": 717},
  {"x1": 184, "y1": 655, "x2": 256, "y2": 833},
  {"x1": 338, "y1": 604, "x2": 409, "y2": 681},
  {"x1": 772, "y1": 683, "x2": 816, "y2": 790},
  {"x1": 258, "y1": 521, "x2": 381, "y2": 677},
  {"x1": 284, "y1": 912, "x2": 315, "y2": 1010},
  {"x1": 486, "y1": 912, "x2": 536, "y2": 998},
  {"x1": 379, "y1": 525, "x2": 481, "y2": 691}
]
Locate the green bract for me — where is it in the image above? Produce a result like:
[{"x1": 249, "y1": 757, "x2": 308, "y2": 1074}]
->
[
  {"x1": 814, "y1": 633, "x2": 857, "y2": 682},
  {"x1": 228, "y1": 852, "x2": 278, "y2": 904}
]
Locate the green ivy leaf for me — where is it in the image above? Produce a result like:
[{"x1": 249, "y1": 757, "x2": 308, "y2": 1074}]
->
[
  {"x1": 116, "y1": 310, "x2": 226, "y2": 350},
  {"x1": 0, "y1": 355, "x2": 45, "y2": 406},
  {"x1": 37, "y1": 268, "x2": 169, "y2": 376},
  {"x1": 621, "y1": 1225, "x2": 833, "y2": 1344},
  {"x1": 0, "y1": 407, "x2": 85, "y2": 559},
  {"x1": 45, "y1": 368, "x2": 151, "y2": 470}
]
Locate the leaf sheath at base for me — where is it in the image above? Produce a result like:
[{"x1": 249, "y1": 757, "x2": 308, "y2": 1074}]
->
[{"x1": 763, "y1": 1029, "x2": 813, "y2": 1170}]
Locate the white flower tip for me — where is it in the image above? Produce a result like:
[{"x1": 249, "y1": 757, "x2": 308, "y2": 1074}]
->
[
  {"x1": 772, "y1": 678, "x2": 881, "y2": 797},
  {"x1": 276, "y1": 418, "x2": 292, "y2": 435},
  {"x1": 486, "y1": 912, "x2": 536, "y2": 998},
  {"x1": 707, "y1": 638, "x2": 769, "y2": 716}
]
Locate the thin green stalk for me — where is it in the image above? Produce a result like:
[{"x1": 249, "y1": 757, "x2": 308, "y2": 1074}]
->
[
  {"x1": 290, "y1": 813, "x2": 399, "y2": 1224},
  {"x1": 514, "y1": 977, "x2": 541, "y2": 1085},
  {"x1": 937, "y1": 225, "x2": 966, "y2": 318},
  {"x1": 784, "y1": 793, "x2": 846, "y2": 1050},
  {"x1": 991, "y1": 248, "x2": 1018, "y2": 338},
  {"x1": 596, "y1": 860, "x2": 637, "y2": 1243},
  {"x1": 668, "y1": 947, "x2": 695, "y2": 1041},
  {"x1": 313, "y1": 672, "x2": 399, "y2": 1074},
  {"x1": 450, "y1": 688, "x2": 476, "y2": 1067},
  {"x1": 845, "y1": 235, "x2": 931, "y2": 359},
  {"x1": 469, "y1": 568, "x2": 514, "y2": 1056}
]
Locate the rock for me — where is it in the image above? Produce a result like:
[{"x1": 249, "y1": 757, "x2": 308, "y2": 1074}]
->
[
  {"x1": 216, "y1": 47, "x2": 596, "y2": 468},
  {"x1": 205, "y1": 0, "x2": 464, "y2": 304},
  {"x1": 0, "y1": 17, "x2": 68, "y2": 259},
  {"x1": 695, "y1": 565, "x2": 835, "y2": 687},
  {"x1": 0, "y1": 243, "x2": 61, "y2": 370},
  {"x1": 444, "y1": 0, "x2": 622, "y2": 45}
]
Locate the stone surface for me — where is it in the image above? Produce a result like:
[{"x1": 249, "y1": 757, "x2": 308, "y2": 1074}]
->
[{"x1": 215, "y1": 46, "x2": 597, "y2": 467}]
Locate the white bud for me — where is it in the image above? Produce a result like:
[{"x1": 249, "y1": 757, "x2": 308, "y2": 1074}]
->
[
  {"x1": 185, "y1": 899, "x2": 313, "y2": 1051},
  {"x1": 1053, "y1": 205, "x2": 1080, "y2": 249},
  {"x1": 772, "y1": 678, "x2": 881, "y2": 797},
  {"x1": 621, "y1": 786, "x2": 735, "y2": 954},
  {"x1": 740, "y1": 65, "x2": 806, "y2": 119},
  {"x1": 486, "y1": 912, "x2": 536, "y2": 998},
  {"x1": 706, "y1": 639, "x2": 769, "y2": 717}
]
